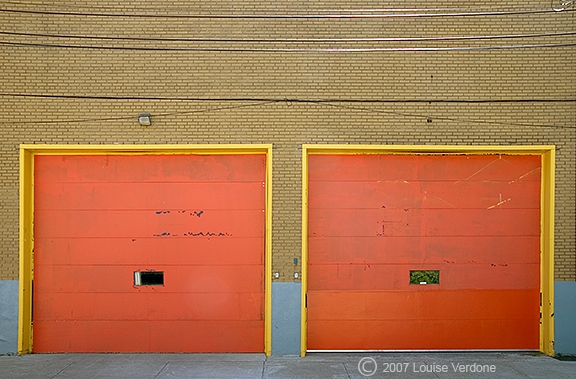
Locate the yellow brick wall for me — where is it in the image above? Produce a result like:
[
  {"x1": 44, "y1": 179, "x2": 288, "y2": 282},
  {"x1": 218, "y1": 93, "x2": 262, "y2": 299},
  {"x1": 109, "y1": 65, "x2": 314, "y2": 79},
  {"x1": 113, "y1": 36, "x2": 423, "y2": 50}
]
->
[{"x1": 1, "y1": 1, "x2": 575, "y2": 281}]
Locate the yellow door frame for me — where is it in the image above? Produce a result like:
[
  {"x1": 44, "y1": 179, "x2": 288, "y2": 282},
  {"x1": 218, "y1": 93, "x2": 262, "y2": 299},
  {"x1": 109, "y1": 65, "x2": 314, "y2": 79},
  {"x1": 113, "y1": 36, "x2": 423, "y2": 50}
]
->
[
  {"x1": 301, "y1": 144, "x2": 555, "y2": 357},
  {"x1": 19, "y1": 144, "x2": 273, "y2": 355}
]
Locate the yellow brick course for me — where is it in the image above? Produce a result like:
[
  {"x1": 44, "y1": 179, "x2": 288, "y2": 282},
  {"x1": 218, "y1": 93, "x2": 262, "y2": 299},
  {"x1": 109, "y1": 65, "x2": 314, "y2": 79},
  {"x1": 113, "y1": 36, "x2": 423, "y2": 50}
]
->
[{"x1": 1, "y1": 1, "x2": 575, "y2": 280}]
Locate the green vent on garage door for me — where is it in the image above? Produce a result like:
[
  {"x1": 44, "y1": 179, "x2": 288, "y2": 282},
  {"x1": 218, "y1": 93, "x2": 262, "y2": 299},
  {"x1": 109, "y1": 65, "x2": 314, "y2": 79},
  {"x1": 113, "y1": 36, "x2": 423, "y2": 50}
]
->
[{"x1": 410, "y1": 270, "x2": 439, "y2": 285}]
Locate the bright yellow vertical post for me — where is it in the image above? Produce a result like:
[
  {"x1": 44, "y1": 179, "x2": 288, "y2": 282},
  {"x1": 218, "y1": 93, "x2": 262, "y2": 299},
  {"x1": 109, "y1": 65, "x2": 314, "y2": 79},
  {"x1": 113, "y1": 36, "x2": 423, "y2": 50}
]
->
[
  {"x1": 264, "y1": 146, "x2": 273, "y2": 356},
  {"x1": 18, "y1": 147, "x2": 34, "y2": 354},
  {"x1": 540, "y1": 148, "x2": 555, "y2": 356},
  {"x1": 300, "y1": 146, "x2": 309, "y2": 357}
]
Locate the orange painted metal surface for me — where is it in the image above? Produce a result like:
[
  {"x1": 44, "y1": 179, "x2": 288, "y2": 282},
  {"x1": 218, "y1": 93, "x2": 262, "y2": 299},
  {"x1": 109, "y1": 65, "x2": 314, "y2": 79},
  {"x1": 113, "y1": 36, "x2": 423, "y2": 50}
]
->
[
  {"x1": 307, "y1": 154, "x2": 541, "y2": 350},
  {"x1": 33, "y1": 154, "x2": 266, "y2": 352}
]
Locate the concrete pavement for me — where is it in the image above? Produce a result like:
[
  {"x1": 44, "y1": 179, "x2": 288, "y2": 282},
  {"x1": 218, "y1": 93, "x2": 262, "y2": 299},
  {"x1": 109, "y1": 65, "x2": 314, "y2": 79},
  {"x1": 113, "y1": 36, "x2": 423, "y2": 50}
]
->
[{"x1": 1, "y1": 352, "x2": 575, "y2": 379}]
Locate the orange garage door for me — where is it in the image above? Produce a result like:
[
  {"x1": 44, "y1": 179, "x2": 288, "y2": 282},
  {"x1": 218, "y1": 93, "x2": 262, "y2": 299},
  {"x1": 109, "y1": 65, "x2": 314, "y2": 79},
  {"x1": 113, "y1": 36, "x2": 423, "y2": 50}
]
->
[
  {"x1": 33, "y1": 154, "x2": 266, "y2": 352},
  {"x1": 307, "y1": 154, "x2": 541, "y2": 350}
]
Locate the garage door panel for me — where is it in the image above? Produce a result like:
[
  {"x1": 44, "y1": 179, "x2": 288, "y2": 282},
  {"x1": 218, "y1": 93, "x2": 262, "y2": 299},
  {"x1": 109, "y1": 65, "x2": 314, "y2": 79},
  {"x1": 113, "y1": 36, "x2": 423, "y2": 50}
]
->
[
  {"x1": 35, "y1": 265, "x2": 137, "y2": 293},
  {"x1": 168, "y1": 265, "x2": 263, "y2": 293},
  {"x1": 308, "y1": 319, "x2": 539, "y2": 350},
  {"x1": 309, "y1": 180, "x2": 540, "y2": 210},
  {"x1": 308, "y1": 155, "x2": 541, "y2": 182},
  {"x1": 35, "y1": 154, "x2": 266, "y2": 183},
  {"x1": 425, "y1": 209, "x2": 539, "y2": 237},
  {"x1": 309, "y1": 263, "x2": 539, "y2": 291},
  {"x1": 420, "y1": 180, "x2": 540, "y2": 209},
  {"x1": 35, "y1": 181, "x2": 265, "y2": 210},
  {"x1": 34, "y1": 237, "x2": 138, "y2": 266},
  {"x1": 34, "y1": 292, "x2": 149, "y2": 321},
  {"x1": 308, "y1": 236, "x2": 540, "y2": 265},
  {"x1": 307, "y1": 290, "x2": 539, "y2": 320},
  {"x1": 35, "y1": 237, "x2": 264, "y2": 266},
  {"x1": 308, "y1": 155, "x2": 395, "y2": 181},
  {"x1": 309, "y1": 180, "x2": 421, "y2": 210},
  {"x1": 34, "y1": 209, "x2": 264, "y2": 238},
  {"x1": 149, "y1": 321, "x2": 264, "y2": 353},
  {"x1": 145, "y1": 238, "x2": 264, "y2": 266},
  {"x1": 309, "y1": 208, "x2": 539, "y2": 237},
  {"x1": 308, "y1": 155, "x2": 422, "y2": 181},
  {"x1": 146, "y1": 292, "x2": 261, "y2": 321},
  {"x1": 35, "y1": 264, "x2": 263, "y2": 293},
  {"x1": 33, "y1": 320, "x2": 151, "y2": 353},
  {"x1": 144, "y1": 238, "x2": 264, "y2": 265},
  {"x1": 417, "y1": 155, "x2": 541, "y2": 182},
  {"x1": 37, "y1": 319, "x2": 265, "y2": 353},
  {"x1": 35, "y1": 291, "x2": 263, "y2": 323}
]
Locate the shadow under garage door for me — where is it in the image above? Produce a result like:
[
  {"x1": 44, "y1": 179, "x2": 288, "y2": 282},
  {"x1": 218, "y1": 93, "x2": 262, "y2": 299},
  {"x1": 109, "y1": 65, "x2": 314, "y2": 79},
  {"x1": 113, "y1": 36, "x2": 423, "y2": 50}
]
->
[
  {"x1": 33, "y1": 154, "x2": 266, "y2": 353},
  {"x1": 307, "y1": 153, "x2": 541, "y2": 351}
]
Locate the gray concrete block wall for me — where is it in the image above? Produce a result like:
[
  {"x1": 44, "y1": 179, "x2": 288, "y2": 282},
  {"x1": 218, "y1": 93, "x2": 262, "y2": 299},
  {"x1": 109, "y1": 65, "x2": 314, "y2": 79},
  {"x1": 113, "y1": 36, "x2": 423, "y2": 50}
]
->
[
  {"x1": 271, "y1": 282, "x2": 301, "y2": 355},
  {"x1": 0, "y1": 281, "x2": 18, "y2": 354},
  {"x1": 555, "y1": 281, "x2": 576, "y2": 355}
]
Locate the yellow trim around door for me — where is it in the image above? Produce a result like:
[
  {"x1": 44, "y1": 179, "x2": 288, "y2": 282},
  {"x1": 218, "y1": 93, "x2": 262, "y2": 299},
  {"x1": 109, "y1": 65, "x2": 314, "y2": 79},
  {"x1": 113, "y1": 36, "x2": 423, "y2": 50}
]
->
[
  {"x1": 18, "y1": 144, "x2": 273, "y2": 355},
  {"x1": 300, "y1": 146, "x2": 309, "y2": 357},
  {"x1": 301, "y1": 144, "x2": 555, "y2": 356},
  {"x1": 540, "y1": 148, "x2": 555, "y2": 356}
]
